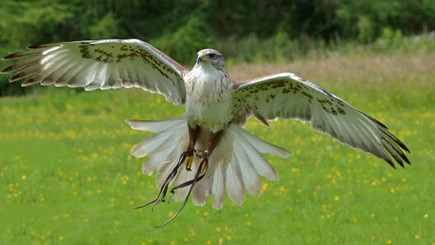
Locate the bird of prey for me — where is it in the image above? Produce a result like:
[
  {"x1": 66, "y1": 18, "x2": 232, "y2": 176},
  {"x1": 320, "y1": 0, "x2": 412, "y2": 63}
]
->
[{"x1": 1, "y1": 39, "x2": 410, "y2": 226}]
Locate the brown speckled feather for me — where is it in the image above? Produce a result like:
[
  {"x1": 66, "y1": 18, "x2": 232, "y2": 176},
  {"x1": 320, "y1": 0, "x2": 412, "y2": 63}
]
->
[
  {"x1": 232, "y1": 73, "x2": 410, "y2": 168},
  {"x1": 1, "y1": 39, "x2": 187, "y2": 105}
]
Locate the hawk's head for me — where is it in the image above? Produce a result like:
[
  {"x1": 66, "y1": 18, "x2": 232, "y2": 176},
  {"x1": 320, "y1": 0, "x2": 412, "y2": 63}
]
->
[{"x1": 196, "y1": 49, "x2": 226, "y2": 71}]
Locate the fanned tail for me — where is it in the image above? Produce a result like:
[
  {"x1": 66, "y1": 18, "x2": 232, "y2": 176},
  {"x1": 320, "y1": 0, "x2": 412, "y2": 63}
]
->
[{"x1": 126, "y1": 117, "x2": 291, "y2": 209}]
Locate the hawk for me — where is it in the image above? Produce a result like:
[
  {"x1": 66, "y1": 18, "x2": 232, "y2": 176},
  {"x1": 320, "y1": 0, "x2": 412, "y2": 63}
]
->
[{"x1": 1, "y1": 39, "x2": 410, "y2": 226}]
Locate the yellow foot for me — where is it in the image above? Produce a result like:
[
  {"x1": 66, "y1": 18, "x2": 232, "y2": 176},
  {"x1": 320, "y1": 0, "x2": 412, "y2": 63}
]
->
[
  {"x1": 200, "y1": 157, "x2": 208, "y2": 173},
  {"x1": 197, "y1": 150, "x2": 209, "y2": 174},
  {"x1": 185, "y1": 154, "x2": 193, "y2": 171}
]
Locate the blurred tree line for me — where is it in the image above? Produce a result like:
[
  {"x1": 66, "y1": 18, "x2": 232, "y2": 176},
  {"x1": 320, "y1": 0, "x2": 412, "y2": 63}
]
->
[{"x1": 0, "y1": 0, "x2": 434, "y2": 95}]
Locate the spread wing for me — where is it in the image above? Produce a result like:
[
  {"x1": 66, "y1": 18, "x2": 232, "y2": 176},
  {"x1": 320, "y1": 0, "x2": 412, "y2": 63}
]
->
[
  {"x1": 233, "y1": 73, "x2": 410, "y2": 168},
  {"x1": 1, "y1": 39, "x2": 187, "y2": 105}
]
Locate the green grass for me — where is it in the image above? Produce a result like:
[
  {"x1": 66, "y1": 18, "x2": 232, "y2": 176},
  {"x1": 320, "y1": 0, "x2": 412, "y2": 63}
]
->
[{"x1": 0, "y1": 52, "x2": 434, "y2": 244}]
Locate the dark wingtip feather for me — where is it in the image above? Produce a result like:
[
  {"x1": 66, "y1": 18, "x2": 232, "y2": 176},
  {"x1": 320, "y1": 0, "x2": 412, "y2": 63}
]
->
[
  {"x1": 0, "y1": 66, "x2": 12, "y2": 74},
  {"x1": 1, "y1": 59, "x2": 39, "y2": 75},
  {"x1": 3, "y1": 50, "x2": 35, "y2": 60},
  {"x1": 27, "y1": 43, "x2": 58, "y2": 49},
  {"x1": 396, "y1": 138, "x2": 410, "y2": 153},
  {"x1": 382, "y1": 138, "x2": 409, "y2": 168},
  {"x1": 2, "y1": 52, "x2": 21, "y2": 60},
  {"x1": 379, "y1": 126, "x2": 411, "y2": 153},
  {"x1": 9, "y1": 70, "x2": 37, "y2": 83},
  {"x1": 385, "y1": 146, "x2": 404, "y2": 168},
  {"x1": 399, "y1": 142, "x2": 410, "y2": 153},
  {"x1": 385, "y1": 158, "x2": 396, "y2": 169},
  {"x1": 3, "y1": 43, "x2": 57, "y2": 60},
  {"x1": 395, "y1": 157, "x2": 405, "y2": 168},
  {"x1": 22, "y1": 77, "x2": 40, "y2": 87},
  {"x1": 27, "y1": 44, "x2": 43, "y2": 49},
  {"x1": 389, "y1": 133, "x2": 411, "y2": 153},
  {"x1": 362, "y1": 111, "x2": 388, "y2": 129},
  {"x1": 9, "y1": 72, "x2": 25, "y2": 82},
  {"x1": 368, "y1": 112, "x2": 412, "y2": 155},
  {"x1": 396, "y1": 147, "x2": 411, "y2": 165}
]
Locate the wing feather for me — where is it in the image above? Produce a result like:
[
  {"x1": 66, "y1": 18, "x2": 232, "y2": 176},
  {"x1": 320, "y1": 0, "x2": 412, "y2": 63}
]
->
[
  {"x1": 233, "y1": 73, "x2": 410, "y2": 168},
  {"x1": 1, "y1": 39, "x2": 187, "y2": 105}
]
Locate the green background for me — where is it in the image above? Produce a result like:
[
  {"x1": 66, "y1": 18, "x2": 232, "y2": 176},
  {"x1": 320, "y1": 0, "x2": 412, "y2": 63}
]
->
[{"x1": 0, "y1": 0, "x2": 434, "y2": 244}]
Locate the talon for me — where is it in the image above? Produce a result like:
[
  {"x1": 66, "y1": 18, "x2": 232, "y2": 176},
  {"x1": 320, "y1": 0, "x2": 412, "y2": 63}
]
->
[
  {"x1": 185, "y1": 154, "x2": 193, "y2": 171},
  {"x1": 200, "y1": 156, "x2": 208, "y2": 173},
  {"x1": 135, "y1": 151, "x2": 186, "y2": 210},
  {"x1": 156, "y1": 158, "x2": 209, "y2": 228}
]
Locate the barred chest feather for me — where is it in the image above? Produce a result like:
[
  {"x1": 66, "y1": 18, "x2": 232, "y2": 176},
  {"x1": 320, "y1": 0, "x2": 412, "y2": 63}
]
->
[{"x1": 184, "y1": 64, "x2": 233, "y2": 132}]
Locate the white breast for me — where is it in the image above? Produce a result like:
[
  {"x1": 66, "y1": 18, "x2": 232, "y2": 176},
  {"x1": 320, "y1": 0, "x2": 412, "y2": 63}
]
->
[{"x1": 185, "y1": 64, "x2": 233, "y2": 132}]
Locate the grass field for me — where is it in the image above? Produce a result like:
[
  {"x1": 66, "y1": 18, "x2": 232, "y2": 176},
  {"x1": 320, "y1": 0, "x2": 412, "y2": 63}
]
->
[{"x1": 0, "y1": 52, "x2": 434, "y2": 244}]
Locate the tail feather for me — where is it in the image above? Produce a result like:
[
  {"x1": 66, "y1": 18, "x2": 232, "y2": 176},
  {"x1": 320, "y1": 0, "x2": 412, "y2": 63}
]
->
[
  {"x1": 126, "y1": 117, "x2": 291, "y2": 209},
  {"x1": 225, "y1": 160, "x2": 245, "y2": 205},
  {"x1": 234, "y1": 146, "x2": 262, "y2": 196},
  {"x1": 131, "y1": 131, "x2": 173, "y2": 158},
  {"x1": 125, "y1": 117, "x2": 186, "y2": 133},
  {"x1": 211, "y1": 162, "x2": 226, "y2": 209},
  {"x1": 142, "y1": 155, "x2": 164, "y2": 176},
  {"x1": 192, "y1": 171, "x2": 212, "y2": 206},
  {"x1": 234, "y1": 126, "x2": 292, "y2": 158},
  {"x1": 130, "y1": 119, "x2": 187, "y2": 158},
  {"x1": 233, "y1": 130, "x2": 279, "y2": 181}
]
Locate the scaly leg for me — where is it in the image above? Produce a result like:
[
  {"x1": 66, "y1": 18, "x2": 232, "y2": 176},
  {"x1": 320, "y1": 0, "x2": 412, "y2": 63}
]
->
[
  {"x1": 184, "y1": 125, "x2": 200, "y2": 171},
  {"x1": 157, "y1": 130, "x2": 224, "y2": 227}
]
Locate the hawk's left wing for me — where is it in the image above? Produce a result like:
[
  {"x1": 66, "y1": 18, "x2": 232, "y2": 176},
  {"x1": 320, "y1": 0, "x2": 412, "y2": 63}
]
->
[{"x1": 232, "y1": 73, "x2": 410, "y2": 168}]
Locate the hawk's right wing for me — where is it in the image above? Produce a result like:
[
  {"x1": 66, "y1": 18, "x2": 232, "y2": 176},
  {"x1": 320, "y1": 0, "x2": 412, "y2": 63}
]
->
[{"x1": 2, "y1": 39, "x2": 187, "y2": 105}]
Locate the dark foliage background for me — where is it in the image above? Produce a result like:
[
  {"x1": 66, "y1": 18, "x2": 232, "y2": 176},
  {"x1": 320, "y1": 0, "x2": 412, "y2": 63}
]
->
[{"x1": 0, "y1": 0, "x2": 434, "y2": 95}]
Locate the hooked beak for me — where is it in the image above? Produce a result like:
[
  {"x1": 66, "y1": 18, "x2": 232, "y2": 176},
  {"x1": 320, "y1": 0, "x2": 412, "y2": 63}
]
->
[
  {"x1": 196, "y1": 56, "x2": 202, "y2": 64},
  {"x1": 196, "y1": 54, "x2": 211, "y2": 64}
]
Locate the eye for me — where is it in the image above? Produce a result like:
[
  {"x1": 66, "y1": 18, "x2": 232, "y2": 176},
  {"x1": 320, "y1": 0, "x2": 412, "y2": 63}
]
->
[{"x1": 208, "y1": 53, "x2": 216, "y2": 59}]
